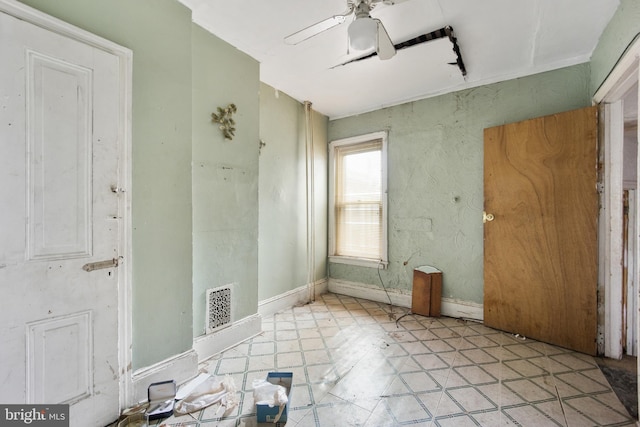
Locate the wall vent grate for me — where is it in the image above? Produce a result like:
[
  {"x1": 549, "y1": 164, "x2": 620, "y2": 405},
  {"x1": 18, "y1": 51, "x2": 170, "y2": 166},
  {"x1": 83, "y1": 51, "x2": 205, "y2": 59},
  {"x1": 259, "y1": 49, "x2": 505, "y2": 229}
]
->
[{"x1": 206, "y1": 285, "x2": 232, "y2": 334}]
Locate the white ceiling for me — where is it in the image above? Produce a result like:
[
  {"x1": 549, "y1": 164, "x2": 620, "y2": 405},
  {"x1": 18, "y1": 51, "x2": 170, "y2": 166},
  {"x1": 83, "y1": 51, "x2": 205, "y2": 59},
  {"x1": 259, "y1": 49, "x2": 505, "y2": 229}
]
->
[{"x1": 178, "y1": 0, "x2": 620, "y2": 119}]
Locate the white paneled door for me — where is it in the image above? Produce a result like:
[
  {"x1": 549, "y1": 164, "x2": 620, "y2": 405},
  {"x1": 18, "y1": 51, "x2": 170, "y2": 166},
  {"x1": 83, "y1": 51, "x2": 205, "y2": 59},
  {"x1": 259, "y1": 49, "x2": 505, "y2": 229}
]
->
[{"x1": 0, "y1": 9, "x2": 122, "y2": 426}]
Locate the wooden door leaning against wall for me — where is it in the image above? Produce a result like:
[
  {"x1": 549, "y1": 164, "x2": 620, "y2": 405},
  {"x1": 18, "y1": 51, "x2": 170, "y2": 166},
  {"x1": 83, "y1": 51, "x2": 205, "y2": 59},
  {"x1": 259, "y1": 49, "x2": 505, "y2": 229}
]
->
[{"x1": 483, "y1": 106, "x2": 598, "y2": 355}]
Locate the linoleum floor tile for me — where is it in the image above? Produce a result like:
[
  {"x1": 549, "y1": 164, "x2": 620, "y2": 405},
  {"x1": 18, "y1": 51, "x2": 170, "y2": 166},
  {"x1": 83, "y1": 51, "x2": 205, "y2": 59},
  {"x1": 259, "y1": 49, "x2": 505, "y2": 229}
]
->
[{"x1": 179, "y1": 293, "x2": 635, "y2": 427}]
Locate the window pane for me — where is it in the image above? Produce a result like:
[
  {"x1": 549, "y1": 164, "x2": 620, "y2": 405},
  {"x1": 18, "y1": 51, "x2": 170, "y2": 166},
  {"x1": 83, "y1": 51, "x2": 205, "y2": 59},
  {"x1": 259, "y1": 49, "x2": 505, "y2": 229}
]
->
[
  {"x1": 334, "y1": 141, "x2": 382, "y2": 260},
  {"x1": 340, "y1": 150, "x2": 381, "y2": 204},
  {"x1": 336, "y1": 204, "x2": 381, "y2": 258}
]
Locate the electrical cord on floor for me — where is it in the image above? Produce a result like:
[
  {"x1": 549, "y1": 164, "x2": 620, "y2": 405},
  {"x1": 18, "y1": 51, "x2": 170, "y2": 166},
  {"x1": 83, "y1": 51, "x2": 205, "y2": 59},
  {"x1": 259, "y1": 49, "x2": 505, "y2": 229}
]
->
[
  {"x1": 378, "y1": 260, "x2": 396, "y2": 320},
  {"x1": 460, "y1": 317, "x2": 483, "y2": 324},
  {"x1": 395, "y1": 311, "x2": 413, "y2": 327}
]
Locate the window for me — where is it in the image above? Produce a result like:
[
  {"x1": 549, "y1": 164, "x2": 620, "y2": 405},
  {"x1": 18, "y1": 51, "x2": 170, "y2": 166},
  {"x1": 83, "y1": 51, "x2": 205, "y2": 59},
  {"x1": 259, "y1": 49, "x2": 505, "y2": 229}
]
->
[{"x1": 329, "y1": 131, "x2": 388, "y2": 268}]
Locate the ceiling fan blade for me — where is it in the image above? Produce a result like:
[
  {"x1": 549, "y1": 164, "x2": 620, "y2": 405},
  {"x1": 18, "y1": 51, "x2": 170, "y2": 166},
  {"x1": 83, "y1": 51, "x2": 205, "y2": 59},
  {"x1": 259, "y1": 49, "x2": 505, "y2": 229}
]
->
[
  {"x1": 284, "y1": 13, "x2": 350, "y2": 45},
  {"x1": 375, "y1": 20, "x2": 396, "y2": 60}
]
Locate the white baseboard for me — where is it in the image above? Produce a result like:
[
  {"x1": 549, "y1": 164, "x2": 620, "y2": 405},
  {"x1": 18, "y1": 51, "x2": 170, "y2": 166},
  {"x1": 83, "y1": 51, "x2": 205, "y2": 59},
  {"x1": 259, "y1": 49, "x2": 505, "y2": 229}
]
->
[
  {"x1": 328, "y1": 278, "x2": 483, "y2": 321},
  {"x1": 193, "y1": 314, "x2": 262, "y2": 363},
  {"x1": 131, "y1": 349, "x2": 199, "y2": 404},
  {"x1": 258, "y1": 279, "x2": 328, "y2": 317},
  {"x1": 441, "y1": 298, "x2": 483, "y2": 321},
  {"x1": 328, "y1": 278, "x2": 412, "y2": 307}
]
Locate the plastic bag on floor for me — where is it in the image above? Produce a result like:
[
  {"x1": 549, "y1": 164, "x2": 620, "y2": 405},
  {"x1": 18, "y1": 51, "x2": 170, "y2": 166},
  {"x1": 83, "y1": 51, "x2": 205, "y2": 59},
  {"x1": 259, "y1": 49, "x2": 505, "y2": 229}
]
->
[
  {"x1": 252, "y1": 379, "x2": 288, "y2": 407},
  {"x1": 173, "y1": 374, "x2": 238, "y2": 415}
]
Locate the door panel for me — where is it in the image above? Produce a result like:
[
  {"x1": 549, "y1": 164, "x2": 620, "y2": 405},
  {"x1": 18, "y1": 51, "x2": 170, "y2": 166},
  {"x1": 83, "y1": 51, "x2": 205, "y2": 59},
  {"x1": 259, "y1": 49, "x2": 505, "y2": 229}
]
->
[
  {"x1": 0, "y1": 10, "x2": 121, "y2": 425},
  {"x1": 28, "y1": 50, "x2": 93, "y2": 260},
  {"x1": 483, "y1": 106, "x2": 598, "y2": 355}
]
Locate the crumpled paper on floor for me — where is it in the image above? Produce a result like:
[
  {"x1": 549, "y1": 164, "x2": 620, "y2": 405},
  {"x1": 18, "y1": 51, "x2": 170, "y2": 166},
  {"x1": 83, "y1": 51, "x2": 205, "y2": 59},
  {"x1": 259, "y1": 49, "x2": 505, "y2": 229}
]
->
[{"x1": 173, "y1": 374, "x2": 238, "y2": 416}]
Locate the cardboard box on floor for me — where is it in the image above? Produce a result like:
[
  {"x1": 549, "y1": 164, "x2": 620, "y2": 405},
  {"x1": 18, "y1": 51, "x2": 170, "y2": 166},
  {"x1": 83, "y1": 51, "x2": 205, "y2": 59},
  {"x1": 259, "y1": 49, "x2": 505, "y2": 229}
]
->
[{"x1": 256, "y1": 372, "x2": 292, "y2": 425}]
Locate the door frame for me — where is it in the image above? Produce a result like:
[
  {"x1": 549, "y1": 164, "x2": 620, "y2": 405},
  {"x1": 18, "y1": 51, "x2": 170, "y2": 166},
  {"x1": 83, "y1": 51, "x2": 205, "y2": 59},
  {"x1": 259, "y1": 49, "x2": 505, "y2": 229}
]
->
[
  {"x1": 0, "y1": 0, "x2": 134, "y2": 410},
  {"x1": 593, "y1": 35, "x2": 640, "y2": 359},
  {"x1": 596, "y1": 99, "x2": 625, "y2": 359},
  {"x1": 593, "y1": 34, "x2": 640, "y2": 415}
]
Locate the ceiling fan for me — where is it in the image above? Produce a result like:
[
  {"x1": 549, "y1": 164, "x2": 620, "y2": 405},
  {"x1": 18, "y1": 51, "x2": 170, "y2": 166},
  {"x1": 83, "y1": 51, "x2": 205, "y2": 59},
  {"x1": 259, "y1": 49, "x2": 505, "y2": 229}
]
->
[{"x1": 284, "y1": 0, "x2": 409, "y2": 60}]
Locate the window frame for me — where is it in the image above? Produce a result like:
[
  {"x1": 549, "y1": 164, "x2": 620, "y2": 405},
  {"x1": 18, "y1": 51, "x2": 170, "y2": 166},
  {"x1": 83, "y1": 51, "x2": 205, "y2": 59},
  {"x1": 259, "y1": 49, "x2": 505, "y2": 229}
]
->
[{"x1": 328, "y1": 131, "x2": 388, "y2": 269}]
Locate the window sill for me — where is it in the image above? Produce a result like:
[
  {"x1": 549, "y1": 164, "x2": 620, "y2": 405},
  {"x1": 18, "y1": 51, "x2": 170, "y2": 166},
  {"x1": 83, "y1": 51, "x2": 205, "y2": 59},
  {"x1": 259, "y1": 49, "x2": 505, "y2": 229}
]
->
[{"x1": 329, "y1": 256, "x2": 388, "y2": 269}]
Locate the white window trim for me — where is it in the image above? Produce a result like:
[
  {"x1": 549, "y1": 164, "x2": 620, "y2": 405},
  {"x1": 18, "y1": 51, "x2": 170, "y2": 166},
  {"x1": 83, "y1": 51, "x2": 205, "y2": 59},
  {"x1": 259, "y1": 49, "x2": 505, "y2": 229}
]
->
[{"x1": 328, "y1": 131, "x2": 388, "y2": 269}]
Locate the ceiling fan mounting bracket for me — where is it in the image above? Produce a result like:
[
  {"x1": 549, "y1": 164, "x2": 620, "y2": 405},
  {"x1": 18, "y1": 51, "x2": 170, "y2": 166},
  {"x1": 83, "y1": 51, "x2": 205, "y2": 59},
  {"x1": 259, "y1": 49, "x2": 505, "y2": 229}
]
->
[{"x1": 353, "y1": 1, "x2": 372, "y2": 18}]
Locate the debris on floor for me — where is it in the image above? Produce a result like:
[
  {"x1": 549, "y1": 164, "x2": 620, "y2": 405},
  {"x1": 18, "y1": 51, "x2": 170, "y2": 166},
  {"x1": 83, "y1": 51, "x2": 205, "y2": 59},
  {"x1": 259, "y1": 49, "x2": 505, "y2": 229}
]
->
[{"x1": 174, "y1": 373, "x2": 238, "y2": 416}]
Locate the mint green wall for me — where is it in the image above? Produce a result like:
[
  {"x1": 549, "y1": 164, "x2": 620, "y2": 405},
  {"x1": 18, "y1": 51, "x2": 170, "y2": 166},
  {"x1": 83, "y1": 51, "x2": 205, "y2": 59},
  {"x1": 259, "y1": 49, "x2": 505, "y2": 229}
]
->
[
  {"x1": 191, "y1": 25, "x2": 260, "y2": 336},
  {"x1": 328, "y1": 65, "x2": 592, "y2": 304},
  {"x1": 18, "y1": 0, "x2": 195, "y2": 369},
  {"x1": 258, "y1": 84, "x2": 328, "y2": 301},
  {"x1": 590, "y1": 0, "x2": 640, "y2": 95}
]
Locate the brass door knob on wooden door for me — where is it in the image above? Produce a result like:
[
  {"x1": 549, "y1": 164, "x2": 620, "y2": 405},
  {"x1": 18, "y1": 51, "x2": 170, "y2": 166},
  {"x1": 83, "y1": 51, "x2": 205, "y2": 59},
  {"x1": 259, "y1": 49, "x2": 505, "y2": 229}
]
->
[{"x1": 483, "y1": 211, "x2": 495, "y2": 223}]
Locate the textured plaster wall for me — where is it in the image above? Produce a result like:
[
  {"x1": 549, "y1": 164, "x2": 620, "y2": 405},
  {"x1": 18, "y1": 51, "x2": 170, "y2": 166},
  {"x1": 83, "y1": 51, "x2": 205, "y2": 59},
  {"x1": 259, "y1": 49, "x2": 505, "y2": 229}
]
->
[
  {"x1": 590, "y1": 0, "x2": 640, "y2": 95},
  {"x1": 258, "y1": 84, "x2": 328, "y2": 302},
  {"x1": 329, "y1": 64, "x2": 592, "y2": 305},
  {"x1": 19, "y1": 0, "x2": 194, "y2": 369},
  {"x1": 192, "y1": 25, "x2": 260, "y2": 337}
]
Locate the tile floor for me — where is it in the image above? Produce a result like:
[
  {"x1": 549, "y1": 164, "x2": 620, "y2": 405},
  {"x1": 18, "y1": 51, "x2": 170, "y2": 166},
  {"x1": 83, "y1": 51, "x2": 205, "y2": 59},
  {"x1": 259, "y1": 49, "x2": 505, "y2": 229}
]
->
[{"x1": 152, "y1": 293, "x2": 637, "y2": 426}]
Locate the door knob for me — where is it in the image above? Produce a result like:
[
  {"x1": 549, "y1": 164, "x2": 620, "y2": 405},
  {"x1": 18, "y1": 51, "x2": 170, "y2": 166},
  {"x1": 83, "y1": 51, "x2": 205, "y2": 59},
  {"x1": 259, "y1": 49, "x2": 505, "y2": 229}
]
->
[{"x1": 483, "y1": 211, "x2": 495, "y2": 223}]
